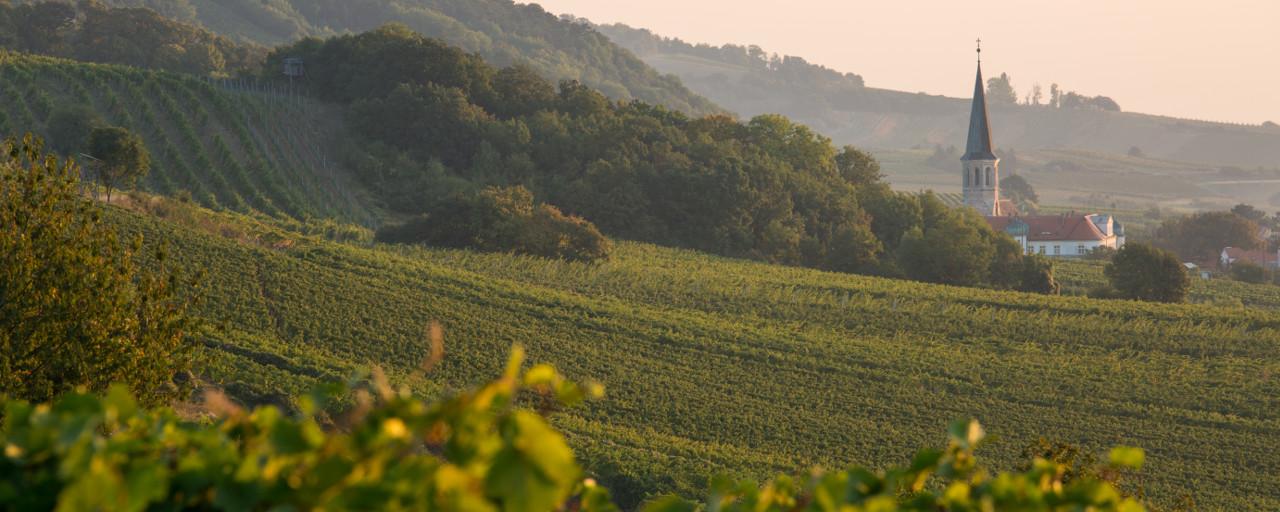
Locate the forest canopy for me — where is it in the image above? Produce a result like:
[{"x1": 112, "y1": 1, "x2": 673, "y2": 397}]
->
[
  {"x1": 0, "y1": 0, "x2": 263, "y2": 76},
  {"x1": 271, "y1": 25, "x2": 1044, "y2": 289}
]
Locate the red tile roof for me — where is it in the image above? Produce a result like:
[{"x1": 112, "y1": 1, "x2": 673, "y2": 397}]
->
[
  {"x1": 1222, "y1": 247, "x2": 1278, "y2": 266},
  {"x1": 986, "y1": 215, "x2": 1108, "y2": 242}
]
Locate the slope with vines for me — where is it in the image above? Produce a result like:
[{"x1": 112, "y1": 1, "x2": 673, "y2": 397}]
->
[{"x1": 0, "y1": 52, "x2": 377, "y2": 223}]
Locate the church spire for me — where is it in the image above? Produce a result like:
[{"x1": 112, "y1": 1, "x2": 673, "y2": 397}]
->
[{"x1": 963, "y1": 40, "x2": 996, "y2": 161}]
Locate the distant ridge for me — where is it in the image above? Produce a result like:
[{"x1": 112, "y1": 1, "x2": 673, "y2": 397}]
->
[
  {"x1": 78, "y1": 0, "x2": 723, "y2": 116},
  {"x1": 597, "y1": 23, "x2": 1280, "y2": 168}
]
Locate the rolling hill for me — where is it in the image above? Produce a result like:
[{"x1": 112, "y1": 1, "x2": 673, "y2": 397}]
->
[
  {"x1": 597, "y1": 24, "x2": 1280, "y2": 170},
  {"x1": 75, "y1": 0, "x2": 722, "y2": 116},
  {"x1": 103, "y1": 194, "x2": 1280, "y2": 510},
  {"x1": 0, "y1": 52, "x2": 377, "y2": 223}
]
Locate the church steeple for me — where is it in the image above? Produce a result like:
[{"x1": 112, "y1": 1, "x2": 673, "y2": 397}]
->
[
  {"x1": 964, "y1": 42, "x2": 996, "y2": 161},
  {"x1": 961, "y1": 38, "x2": 1002, "y2": 216}
]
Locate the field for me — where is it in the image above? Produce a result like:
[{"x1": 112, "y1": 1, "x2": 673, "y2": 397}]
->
[
  {"x1": 0, "y1": 52, "x2": 376, "y2": 223},
  {"x1": 106, "y1": 199, "x2": 1280, "y2": 509},
  {"x1": 875, "y1": 146, "x2": 1274, "y2": 213}
]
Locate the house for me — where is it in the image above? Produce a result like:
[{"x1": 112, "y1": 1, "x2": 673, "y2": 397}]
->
[
  {"x1": 1220, "y1": 247, "x2": 1280, "y2": 269},
  {"x1": 988, "y1": 214, "x2": 1125, "y2": 257},
  {"x1": 956, "y1": 44, "x2": 1126, "y2": 257},
  {"x1": 1183, "y1": 262, "x2": 1211, "y2": 280}
]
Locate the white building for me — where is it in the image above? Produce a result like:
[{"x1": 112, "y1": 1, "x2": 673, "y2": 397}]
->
[{"x1": 960, "y1": 43, "x2": 1125, "y2": 257}]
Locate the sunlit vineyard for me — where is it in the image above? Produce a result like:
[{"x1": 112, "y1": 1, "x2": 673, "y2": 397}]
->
[
  {"x1": 0, "y1": 52, "x2": 376, "y2": 223},
  {"x1": 105, "y1": 199, "x2": 1280, "y2": 510}
]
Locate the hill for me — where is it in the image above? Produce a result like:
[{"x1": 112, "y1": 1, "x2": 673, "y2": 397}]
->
[
  {"x1": 879, "y1": 146, "x2": 1280, "y2": 213},
  {"x1": 0, "y1": 52, "x2": 376, "y2": 223},
  {"x1": 597, "y1": 23, "x2": 1280, "y2": 170},
  {"x1": 104, "y1": 195, "x2": 1280, "y2": 510},
  {"x1": 75, "y1": 0, "x2": 721, "y2": 116}
]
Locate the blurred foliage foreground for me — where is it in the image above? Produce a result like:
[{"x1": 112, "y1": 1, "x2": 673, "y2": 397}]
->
[{"x1": 0, "y1": 347, "x2": 1145, "y2": 512}]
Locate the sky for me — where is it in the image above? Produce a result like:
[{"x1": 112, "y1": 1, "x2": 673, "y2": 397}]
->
[{"x1": 530, "y1": 0, "x2": 1279, "y2": 124}]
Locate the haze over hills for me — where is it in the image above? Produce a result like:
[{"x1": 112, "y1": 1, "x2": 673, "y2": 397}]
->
[
  {"x1": 598, "y1": 23, "x2": 1280, "y2": 166},
  {"x1": 40, "y1": 0, "x2": 722, "y2": 115},
  {"x1": 6, "y1": 2, "x2": 1280, "y2": 510},
  {"x1": 596, "y1": 23, "x2": 1280, "y2": 211}
]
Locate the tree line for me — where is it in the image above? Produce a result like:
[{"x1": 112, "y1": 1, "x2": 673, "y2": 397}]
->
[
  {"x1": 986, "y1": 72, "x2": 1121, "y2": 112},
  {"x1": 0, "y1": 0, "x2": 263, "y2": 77},
  {"x1": 266, "y1": 25, "x2": 1055, "y2": 291}
]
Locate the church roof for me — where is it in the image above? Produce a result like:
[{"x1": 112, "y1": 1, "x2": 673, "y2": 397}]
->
[
  {"x1": 987, "y1": 215, "x2": 1109, "y2": 242},
  {"x1": 963, "y1": 62, "x2": 997, "y2": 161}
]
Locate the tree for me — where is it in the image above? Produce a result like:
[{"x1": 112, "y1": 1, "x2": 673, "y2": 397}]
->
[
  {"x1": 1104, "y1": 243, "x2": 1190, "y2": 303},
  {"x1": 1049, "y1": 83, "x2": 1061, "y2": 108},
  {"x1": 1018, "y1": 254, "x2": 1060, "y2": 294},
  {"x1": 896, "y1": 207, "x2": 997, "y2": 286},
  {"x1": 43, "y1": 105, "x2": 101, "y2": 155},
  {"x1": 87, "y1": 126, "x2": 150, "y2": 201},
  {"x1": 1155, "y1": 211, "x2": 1261, "y2": 263},
  {"x1": 1001, "y1": 174, "x2": 1039, "y2": 212},
  {"x1": 1030, "y1": 83, "x2": 1043, "y2": 106},
  {"x1": 1231, "y1": 203, "x2": 1267, "y2": 222},
  {"x1": 0, "y1": 134, "x2": 196, "y2": 405},
  {"x1": 1229, "y1": 260, "x2": 1267, "y2": 284},
  {"x1": 835, "y1": 145, "x2": 881, "y2": 186},
  {"x1": 986, "y1": 72, "x2": 1017, "y2": 106}
]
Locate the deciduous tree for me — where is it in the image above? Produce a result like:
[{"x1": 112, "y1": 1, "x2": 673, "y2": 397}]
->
[
  {"x1": 1104, "y1": 243, "x2": 1190, "y2": 303},
  {"x1": 0, "y1": 134, "x2": 196, "y2": 405}
]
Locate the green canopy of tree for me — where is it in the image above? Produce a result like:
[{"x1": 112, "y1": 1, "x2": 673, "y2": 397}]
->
[
  {"x1": 1000, "y1": 174, "x2": 1039, "y2": 213},
  {"x1": 1155, "y1": 211, "x2": 1261, "y2": 263},
  {"x1": 376, "y1": 185, "x2": 611, "y2": 263},
  {"x1": 0, "y1": 1, "x2": 263, "y2": 76},
  {"x1": 0, "y1": 134, "x2": 196, "y2": 405},
  {"x1": 1229, "y1": 260, "x2": 1268, "y2": 284},
  {"x1": 85, "y1": 0, "x2": 721, "y2": 115},
  {"x1": 278, "y1": 26, "x2": 1046, "y2": 290},
  {"x1": 42, "y1": 104, "x2": 101, "y2": 154},
  {"x1": 87, "y1": 125, "x2": 150, "y2": 201},
  {"x1": 1104, "y1": 243, "x2": 1190, "y2": 303}
]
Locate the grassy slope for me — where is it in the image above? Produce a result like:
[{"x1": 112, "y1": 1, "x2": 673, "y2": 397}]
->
[
  {"x1": 109, "y1": 199, "x2": 1280, "y2": 509},
  {"x1": 0, "y1": 53, "x2": 377, "y2": 223}
]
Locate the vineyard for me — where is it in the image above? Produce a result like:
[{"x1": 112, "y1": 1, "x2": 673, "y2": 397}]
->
[
  {"x1": 104, "y1": 199, "x2": 1280, "y2": 510},
  {"x1": 0, "y1": 52, "x2": 376, "y2": 223}
]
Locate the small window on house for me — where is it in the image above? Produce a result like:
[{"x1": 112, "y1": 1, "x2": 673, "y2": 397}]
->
[
  {"x1": 1078, "y1": 245, "x2": 1086, "y2": 255},
  {"x1": 1053, "y1": 245, "x2": 1061, "y2": 255},
  {"x1": 1039, "y1": 245, "x2": 1046, "y2": 255}
]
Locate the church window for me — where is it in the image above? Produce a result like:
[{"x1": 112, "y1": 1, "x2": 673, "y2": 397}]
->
[
  {"x1": 985, "y1": 167, "x2": 993, "y2": 186},
  {"x1": 963, "y1": 168, "x2": 969, "y2": 186}
]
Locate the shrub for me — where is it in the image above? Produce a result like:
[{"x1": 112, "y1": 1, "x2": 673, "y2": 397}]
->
[
  {"x1": 0, "y1": 134, "x2": 196, "y2": 405},
  {"x1": 377, "y1": 185, "x2": 611, "y2": 262},
  {"x1": 1017, "y1": 254, "x2": 1060, "y2": 294},
  {"x1": 42, "y1": 105, "x2": 102, "y2": 154},
  {"x1": 1104, "y1": 243, "x2": 1190, "y2": 303},
  {"x1": 0, "y1": 349, "x2": 1147, "y2": 511},
  {"x1": 1229, "y1": 260, "x2": 1268, "y2": 284}
]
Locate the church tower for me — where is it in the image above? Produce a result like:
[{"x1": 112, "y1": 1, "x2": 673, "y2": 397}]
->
[{"x1": 962, "y1": 41, "x2": 1001, "y2": 216}]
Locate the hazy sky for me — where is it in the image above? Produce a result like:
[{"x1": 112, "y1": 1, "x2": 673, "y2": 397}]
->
[{"x1": 531, "y1": 1, "x2": 1278, "y2": 124}]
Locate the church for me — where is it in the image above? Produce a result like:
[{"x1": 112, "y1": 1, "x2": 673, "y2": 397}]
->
[{"x1": 960, "y1": 44, "x2": 1124, "y2": 257}]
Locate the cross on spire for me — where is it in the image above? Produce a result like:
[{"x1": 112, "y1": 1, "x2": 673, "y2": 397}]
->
[{"x1": 976, "y1": 37, "x2": 982, "y2": 62}]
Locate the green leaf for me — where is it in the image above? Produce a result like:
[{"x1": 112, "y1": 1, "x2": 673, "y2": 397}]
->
[
  {"x1": 1109, "y1": 446, "x2": 1145, "y2": 470},
  {"x1": 638, "y1": 495, "x2": 697, "y2": 512}
]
